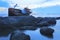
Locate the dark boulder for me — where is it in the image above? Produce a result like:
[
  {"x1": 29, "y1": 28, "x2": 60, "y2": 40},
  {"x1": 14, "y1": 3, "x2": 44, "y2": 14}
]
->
[
  {"x1": 40, "y1": 27, "x2": 54, "y2": 38},
  {"x1": 10, "y1": 30, "x2": 30, "y2": 40}
]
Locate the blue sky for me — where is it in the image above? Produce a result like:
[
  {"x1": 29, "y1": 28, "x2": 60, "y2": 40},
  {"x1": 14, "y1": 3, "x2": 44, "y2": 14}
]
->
[
  {"x1": 0, "y1": 0, "x2": 9, "y2": 7},
  {"x1": 0, "y1": 0, "x2": 60, "y2": 17},
  {"x1": 31, "y1": 5, "x2": 60, "y2": 17}
]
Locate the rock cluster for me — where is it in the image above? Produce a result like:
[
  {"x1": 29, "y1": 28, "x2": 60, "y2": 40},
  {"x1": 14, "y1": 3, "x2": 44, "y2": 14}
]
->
[{"x1": 0, "y1": 16, "x2": 59, "y2": 40}]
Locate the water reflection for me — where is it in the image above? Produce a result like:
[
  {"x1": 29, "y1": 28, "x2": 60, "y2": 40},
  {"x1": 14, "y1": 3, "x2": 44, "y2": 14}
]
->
[{"x1": 40, "y1": 27, "x2": 54, "y2": 38}]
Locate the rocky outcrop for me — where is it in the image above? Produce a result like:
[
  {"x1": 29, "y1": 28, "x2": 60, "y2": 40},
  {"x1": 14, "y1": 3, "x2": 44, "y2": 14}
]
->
[
  {"x1": 0, "y1": 16, "x2": 57, "y2": 30},
  {"x1": 0, "y1": 16, "x2": 58, "y2": 38}
]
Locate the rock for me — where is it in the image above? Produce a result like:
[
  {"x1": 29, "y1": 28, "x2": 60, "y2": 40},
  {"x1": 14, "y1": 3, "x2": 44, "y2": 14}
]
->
[
  {"x1": 40, "y1": 27, "x2": 54, "y2": 38},
  {"x1": 37, "y1": 17, "x2": 56, "y2": 27},
  {"x1": 0, "y1": 16, "x2": 37, "y2": 27},
  {"x1": 19, "y1": 26, "x2": 37, "y2": 30},
  {"x1": 10, "y1": 30, "x2": 30, "y2": 40},
  {"x1": 0, "y1": 16, "x2": 57, "y2": 30},
  {"x1": 8, "y1": 8, "x2": 32, "y2": 16},
  {"x1": 55, "y1": 17, "x2": 60, "y2": 20}
]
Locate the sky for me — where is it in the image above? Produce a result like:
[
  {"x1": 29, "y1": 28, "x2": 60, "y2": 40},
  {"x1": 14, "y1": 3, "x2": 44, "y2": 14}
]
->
[{"x1": 0, "y1": 0, "x2": 60, "y2": 17}]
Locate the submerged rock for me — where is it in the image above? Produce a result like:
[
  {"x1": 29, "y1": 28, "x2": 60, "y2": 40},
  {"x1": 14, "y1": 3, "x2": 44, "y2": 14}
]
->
[
  {"x1": 10, "y1": 30, "x2": 30, "y2": 40},
  {"x1": 40, "y1": 27, "x2": 54, "y2": 38}
]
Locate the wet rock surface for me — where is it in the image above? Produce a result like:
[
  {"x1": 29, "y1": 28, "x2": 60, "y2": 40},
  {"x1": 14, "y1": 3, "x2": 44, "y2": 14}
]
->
[{"x1": 40, "y1": 27, "x2": 54, "y2": 38}]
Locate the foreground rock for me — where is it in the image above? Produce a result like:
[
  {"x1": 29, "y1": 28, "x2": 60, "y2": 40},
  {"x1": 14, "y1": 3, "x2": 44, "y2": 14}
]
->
[
  {"x1": 10, "y1": 30, "x2": 30, "y2": 40},
  {"x1": 40, "y1": 27, "x2": 54, "y2": 38},
  {"x1": 0, "y1": 16, "x2": 57, "y2": 30}
]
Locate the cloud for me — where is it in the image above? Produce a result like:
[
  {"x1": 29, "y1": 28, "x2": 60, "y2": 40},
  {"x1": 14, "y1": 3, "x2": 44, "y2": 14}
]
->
[
  {"x1": 1, "y1": 0, "x2": 47, "y2": 9},
  {"x1": 40, "y1": 0, "x2": 60, "y2": 8},
  {"x1": 0, "y1": 0, "x2": 60, "y2": 17},
  {"x1": 2, "y1": 0, "x2": 60, "y2": 9}
]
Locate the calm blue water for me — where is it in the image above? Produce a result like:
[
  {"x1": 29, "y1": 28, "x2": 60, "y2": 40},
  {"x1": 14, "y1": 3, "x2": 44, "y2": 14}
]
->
[{"x1": 0, "y1": 20, "x2": 60, "y2": 40}]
